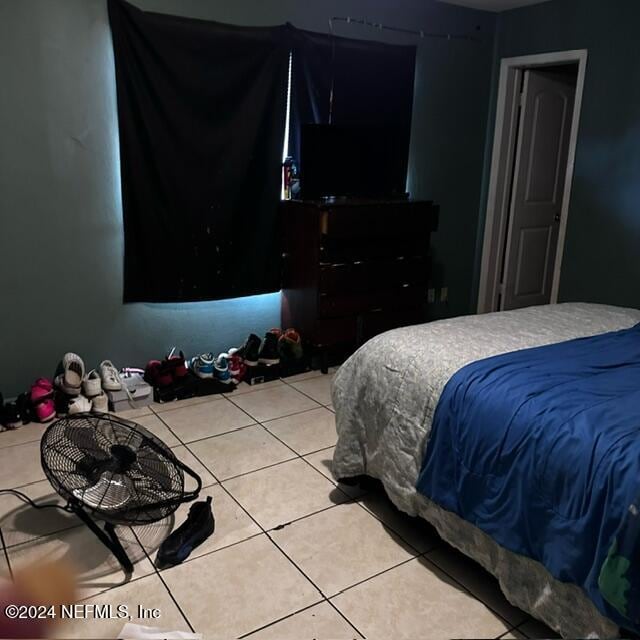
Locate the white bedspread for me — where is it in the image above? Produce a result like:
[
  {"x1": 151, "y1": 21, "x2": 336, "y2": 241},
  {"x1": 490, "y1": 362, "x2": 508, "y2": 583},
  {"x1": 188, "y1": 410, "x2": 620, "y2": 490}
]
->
[{"x1": 331, "y1": 303, "x2": 640, "y2": 638}]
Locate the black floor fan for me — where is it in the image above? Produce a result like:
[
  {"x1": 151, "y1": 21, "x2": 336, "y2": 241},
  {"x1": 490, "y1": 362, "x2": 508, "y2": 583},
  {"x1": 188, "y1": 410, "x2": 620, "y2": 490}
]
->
[{"x1": 39, "y1": 413, "x2": 202, "y2": 575}]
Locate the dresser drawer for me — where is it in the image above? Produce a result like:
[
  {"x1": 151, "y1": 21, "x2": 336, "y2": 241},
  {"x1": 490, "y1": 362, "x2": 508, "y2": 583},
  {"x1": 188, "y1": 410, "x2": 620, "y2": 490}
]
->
[
  {"x1": 319, "y1": 257, "x2": 427, "y2": 295},
  {"x1": 313, "y1": 316, "x2": 357, "y2": 346},
  {"x1": 320, "y1": 238, "x2": 428, "y2": 263},
  {"x1": 321, "y1": 203, "x2": 435, "y2": 240},
  {"x1": 318, "y1": 286, "x2": 425, "y2": 318}
]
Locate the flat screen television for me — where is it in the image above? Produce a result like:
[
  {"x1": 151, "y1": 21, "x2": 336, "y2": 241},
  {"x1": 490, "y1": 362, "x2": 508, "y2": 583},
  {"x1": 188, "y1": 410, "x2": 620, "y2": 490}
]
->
[{"x1": 299, "y1": 124, "x2": 408, "y2": 200}]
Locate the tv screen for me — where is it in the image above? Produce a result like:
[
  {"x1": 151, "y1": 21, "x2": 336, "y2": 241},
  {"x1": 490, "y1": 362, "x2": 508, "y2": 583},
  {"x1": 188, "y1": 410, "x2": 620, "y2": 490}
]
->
[{"x1": 300, "y1": 124, "x2": 408, "y2": 200}]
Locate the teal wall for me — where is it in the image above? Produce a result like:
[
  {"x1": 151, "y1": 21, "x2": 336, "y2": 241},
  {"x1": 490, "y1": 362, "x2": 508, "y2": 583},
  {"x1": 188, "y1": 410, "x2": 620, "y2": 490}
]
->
[
  {"x1": 473, "y1": 0, "x2": 640, "y2": 311},
  {"x1": 0, "y1": 0, "x2": 495, "y2": 396}
]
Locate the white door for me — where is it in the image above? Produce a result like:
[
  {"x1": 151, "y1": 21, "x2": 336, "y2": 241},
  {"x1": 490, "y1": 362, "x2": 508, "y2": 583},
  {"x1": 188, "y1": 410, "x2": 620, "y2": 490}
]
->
[{"x1": 501, "y1": 69, "x2": 576, "y2": 311}]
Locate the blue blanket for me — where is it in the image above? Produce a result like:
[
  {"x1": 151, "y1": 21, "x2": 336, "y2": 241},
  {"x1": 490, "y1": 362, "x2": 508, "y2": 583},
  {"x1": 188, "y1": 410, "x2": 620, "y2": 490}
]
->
[{"x1": 416, "y1": 323, "x2": 640, "y2": 630}]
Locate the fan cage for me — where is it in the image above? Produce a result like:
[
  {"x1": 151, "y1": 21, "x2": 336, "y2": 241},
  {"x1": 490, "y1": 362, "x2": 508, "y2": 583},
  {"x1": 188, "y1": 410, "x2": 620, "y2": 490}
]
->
[{"x1": 41, "y1": 413, "x2": 188, "y2": 525}]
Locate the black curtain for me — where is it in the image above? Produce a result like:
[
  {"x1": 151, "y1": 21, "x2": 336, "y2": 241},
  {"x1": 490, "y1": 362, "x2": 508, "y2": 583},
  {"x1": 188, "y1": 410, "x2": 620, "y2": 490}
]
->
[
  {"x1": 290, "y1": 29, "x2": 417, "y2": 179},
  {"x1": 109, "y1": 0, "x2": 290, "y2": 302},
  {"x1": 109, "y1": 1, "x2": 416, "y2": 303}
]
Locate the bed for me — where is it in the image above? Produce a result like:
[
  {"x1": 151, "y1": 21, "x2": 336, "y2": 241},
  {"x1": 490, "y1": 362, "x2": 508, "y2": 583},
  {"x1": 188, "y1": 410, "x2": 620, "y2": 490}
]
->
[{"x1": 331, "y1": 303, "x2": 640, "y2": 638}]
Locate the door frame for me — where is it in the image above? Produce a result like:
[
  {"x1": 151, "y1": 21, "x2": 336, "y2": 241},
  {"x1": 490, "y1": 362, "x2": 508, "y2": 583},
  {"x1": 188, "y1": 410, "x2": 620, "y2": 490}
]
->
[{"x1": 477, "y1": 49, "x2": 588, "y2": 314}]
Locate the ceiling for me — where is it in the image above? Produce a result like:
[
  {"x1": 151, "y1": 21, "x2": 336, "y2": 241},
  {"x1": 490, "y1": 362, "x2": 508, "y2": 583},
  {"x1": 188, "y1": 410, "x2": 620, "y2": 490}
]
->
[{"x1": 439, "y1": 0, "x2": 551, "y2": 11}]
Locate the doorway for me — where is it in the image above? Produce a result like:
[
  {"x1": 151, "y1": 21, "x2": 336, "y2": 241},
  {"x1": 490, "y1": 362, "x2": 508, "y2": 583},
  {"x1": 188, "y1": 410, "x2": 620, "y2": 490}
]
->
[{"x1": 477, "y1": 50, "x2": 588, "y2": 313}]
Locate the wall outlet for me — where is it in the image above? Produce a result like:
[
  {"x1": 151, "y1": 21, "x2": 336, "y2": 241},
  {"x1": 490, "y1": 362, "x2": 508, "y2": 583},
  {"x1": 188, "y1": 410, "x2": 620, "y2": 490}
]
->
[
  {"x1": 440, "y1": 287, "x2": 449, "y2": 303},
  {"x1": 427, "y1": 288, "x2": 436, "y2": 304}
]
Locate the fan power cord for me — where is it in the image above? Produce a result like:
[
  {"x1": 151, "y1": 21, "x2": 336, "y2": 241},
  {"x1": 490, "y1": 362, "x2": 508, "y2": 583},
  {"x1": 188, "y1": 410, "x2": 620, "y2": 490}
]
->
[{"x1": 0, "y1": 489, "x2": 74, "y2": 513}]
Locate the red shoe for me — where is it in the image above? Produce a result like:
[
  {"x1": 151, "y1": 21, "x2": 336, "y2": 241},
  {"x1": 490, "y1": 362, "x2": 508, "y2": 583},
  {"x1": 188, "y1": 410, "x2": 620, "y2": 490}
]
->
[
  {"x1": 166, "y1": 348, "x2": 188, "y2": 379},
  {"x1": 30, "y1": 378, "x2": 53, "y2": 403},
  {"x1": 227, "y1": 354, "x2": 247, "y2": 382},
  {"x1": 145, "y1": 359, "x2": 173, "y2": 388},
  {"x1": 30, "y1": 378, "x2": 56, "y2": 423}
]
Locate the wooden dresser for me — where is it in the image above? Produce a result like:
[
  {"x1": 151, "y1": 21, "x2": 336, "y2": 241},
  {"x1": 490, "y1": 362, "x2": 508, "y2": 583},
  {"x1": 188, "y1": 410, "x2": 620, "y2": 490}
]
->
[{"x1": 281, "y1": 198, "x2": 438, "y2": 370}]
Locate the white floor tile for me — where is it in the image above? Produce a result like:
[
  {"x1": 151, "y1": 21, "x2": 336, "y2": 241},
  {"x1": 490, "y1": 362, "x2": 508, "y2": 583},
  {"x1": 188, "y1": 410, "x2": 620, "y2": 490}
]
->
[
  {"x1": 231, "y1": 385, "x2": 320, "y2": 422},
  {"x1": 0, "y1": 440, "x2": 46, "y2": 488},
  {"x1": 163, "y1": 534, "x2": 322, "y2": 638},
  {"x1": 263, "y1": 407, "x2": 337, "y2": 455},
  {"x1": 244, "y1": 601, "x2": 360, "y2": 639},
  {"x1": 170, "y1": 445, "x2": 217, "y2": 487},
  {"x1": 356, "y1": 491, "x2": 442, "y2": 554},
  {"x1": 224, "y1": 458, "x2": 347, "y2": 530},
  {"x1": 135, "y1": 413, "x2": 181, "y2": 447},
  {"x1": 304, "y1": 447, "x2": 366, "y2": 498},
  {"x1": 271, "y1": 501, "x2": 416, "y2": 596},
  {"x1": 0, "y1": 423, "x2": 45, "y2": 449},
  {"x1": 332, "y1": 556, "x2": 510, "y2": 639},
  {"x1": 0, "y1": 479, "x2": 79, "y2": 548},
  {"x1": 158, "y1": 397, "x2": 255, "y2": 443},
  {"x1": 188, "y1": 425, "x2": 294, "y2": 481},
  {"x1": 290, "y1": 375, "x2": 334, "y2": 405},
  {"x1": 428, "y1": 545, "x2": 528, "y2": 627}
]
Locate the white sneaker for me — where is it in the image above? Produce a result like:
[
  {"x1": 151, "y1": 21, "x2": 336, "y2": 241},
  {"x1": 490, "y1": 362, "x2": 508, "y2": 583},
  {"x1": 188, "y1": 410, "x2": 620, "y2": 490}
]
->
[
  {"x1": 99, "y1": 360, "x2": 122, "y2": 391},
  {"x1": 83, "y1": 369, "x2": 102, "y2": 397},
  {"x1": 91, "y1": 392, "x2": 109, "y2": 413},
  {"x1": 68, "y1": 395, "x2": 92, "y2": 415}
]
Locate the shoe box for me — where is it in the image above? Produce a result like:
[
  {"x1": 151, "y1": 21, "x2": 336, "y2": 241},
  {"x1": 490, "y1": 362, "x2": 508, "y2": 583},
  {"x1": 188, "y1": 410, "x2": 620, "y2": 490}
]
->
[
  {"x1": 108, "y1": 386, "x2": 153, "y2": 413},
  {"x1": 108, "y1": 377, "x2": 154, "y2": 413}
]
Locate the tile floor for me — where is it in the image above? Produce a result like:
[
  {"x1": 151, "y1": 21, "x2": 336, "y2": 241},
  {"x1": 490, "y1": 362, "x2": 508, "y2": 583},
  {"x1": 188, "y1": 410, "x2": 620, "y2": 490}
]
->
[{"x1": 0, "y1": 370, "x2": 559, "y2": 639}]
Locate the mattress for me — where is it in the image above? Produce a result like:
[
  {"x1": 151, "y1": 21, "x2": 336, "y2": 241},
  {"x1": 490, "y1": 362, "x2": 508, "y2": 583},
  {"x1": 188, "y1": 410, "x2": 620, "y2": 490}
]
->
[{"x1": 331, "y1": 303, "x2": 640, "y2": 638}]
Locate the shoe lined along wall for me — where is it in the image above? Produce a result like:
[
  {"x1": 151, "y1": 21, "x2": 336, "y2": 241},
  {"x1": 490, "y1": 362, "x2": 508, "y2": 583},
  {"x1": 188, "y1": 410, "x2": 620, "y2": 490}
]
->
[
  {"x1": 0, "y1": 327, "x2": 305, "y2": 429},
  {"x1": 0, "y1": 0, "x2": 496, "y2": 396}
]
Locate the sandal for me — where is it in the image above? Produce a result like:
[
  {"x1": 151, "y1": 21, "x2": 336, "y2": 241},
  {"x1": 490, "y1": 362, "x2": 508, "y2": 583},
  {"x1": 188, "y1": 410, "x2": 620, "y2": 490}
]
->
[{"x1": 55, "y1": 353, "x2": 85, "y2": 395}]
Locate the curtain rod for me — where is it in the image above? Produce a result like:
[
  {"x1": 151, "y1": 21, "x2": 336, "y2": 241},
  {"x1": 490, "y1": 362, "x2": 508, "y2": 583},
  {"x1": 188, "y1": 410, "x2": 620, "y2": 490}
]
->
[{"x1": 328, "y1": 16, "x2": 481, "y2": 42}]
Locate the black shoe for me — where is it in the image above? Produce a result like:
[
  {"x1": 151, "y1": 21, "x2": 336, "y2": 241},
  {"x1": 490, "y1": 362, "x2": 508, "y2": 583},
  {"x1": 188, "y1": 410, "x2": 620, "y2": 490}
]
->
[
  {"x1": 258, "y1": 330, "x2": 280, "y2": 365},
  {"x1": 236, "y1": 334, "x2": 262, "y2": 367},
  {"x1": 278, "y1": 329, "x2": 304, "y2": 363},
  {"x1": 0, "y1": 398, "x2": 21, "y2": 429},
  {"x1": 156, "y1": 496, "x2": 215, "y2": 568},
  {"x1": 16, "y1": 392, "x2": 34, "y2": 425},
  {"x1": 54, "y1": 391, "x2": 70, "y2": 417}
]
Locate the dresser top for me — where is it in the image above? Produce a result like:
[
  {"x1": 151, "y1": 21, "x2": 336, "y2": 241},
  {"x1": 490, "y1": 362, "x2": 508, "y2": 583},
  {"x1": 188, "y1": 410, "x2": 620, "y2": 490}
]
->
[{"x1": 284, "y1": 197, "x2": 435, "y2": 208}]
